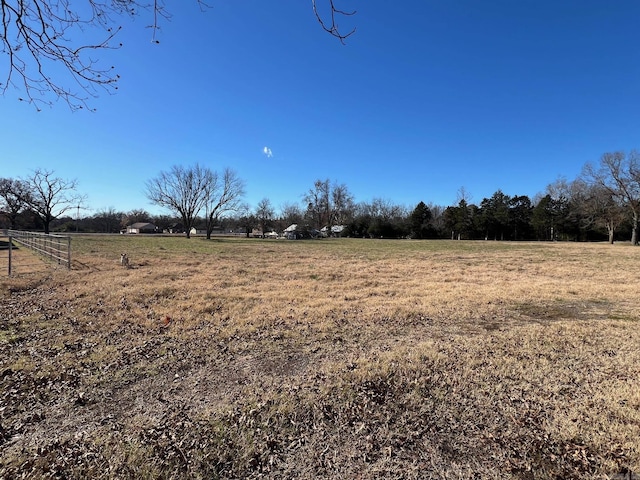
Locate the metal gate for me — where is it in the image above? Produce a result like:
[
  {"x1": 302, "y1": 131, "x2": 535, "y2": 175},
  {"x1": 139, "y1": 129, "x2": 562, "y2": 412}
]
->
[{"x1": 2, "y1": 230, "x2": 71, "y2": 275}]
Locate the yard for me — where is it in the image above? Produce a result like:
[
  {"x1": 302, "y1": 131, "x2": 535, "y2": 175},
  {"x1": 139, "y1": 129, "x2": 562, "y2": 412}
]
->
[{"x1": 1, "y1": 236, "x2": 639, "y2": 479}]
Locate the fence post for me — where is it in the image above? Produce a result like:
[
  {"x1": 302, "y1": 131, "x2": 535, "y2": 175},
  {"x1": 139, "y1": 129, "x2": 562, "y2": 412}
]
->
[
  {"x1": 8, "y1": 235, "x2": 12, "y2": 276},
  {"x1": 67, "y1": 236, "x2": 72, "y2": 270}
]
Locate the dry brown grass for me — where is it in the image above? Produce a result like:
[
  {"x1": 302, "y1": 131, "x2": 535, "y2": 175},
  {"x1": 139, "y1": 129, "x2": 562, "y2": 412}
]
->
[{"x1": 1, "y1": 236, "x2": 639, "y2": 479}]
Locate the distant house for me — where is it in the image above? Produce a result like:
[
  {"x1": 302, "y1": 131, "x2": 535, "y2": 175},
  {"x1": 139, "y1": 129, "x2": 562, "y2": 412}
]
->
[
  {"x1": 283, "y1": 224, "x2": 320, "y2": 239},
  {"x1": 252, "y1": 229, "x2": 279, "y2": 239},
  {"x1": 321, "y1": 225, "x2": 346, "y2": 237},
  {"x1": 283, "y1": 224, "x2": 298, "y2": 240},
  {"x1": 126, "y1": 222, "x2": 157, "y2": 234}
]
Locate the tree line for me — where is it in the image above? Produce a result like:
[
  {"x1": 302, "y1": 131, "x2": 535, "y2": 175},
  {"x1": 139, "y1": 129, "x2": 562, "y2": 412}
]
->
[
  {"x1": 1, "y1": 150, "x2": 639, "y2": 244},
  {"x1": 441, "y1": 150, "x2": 639, "y2": 244}
]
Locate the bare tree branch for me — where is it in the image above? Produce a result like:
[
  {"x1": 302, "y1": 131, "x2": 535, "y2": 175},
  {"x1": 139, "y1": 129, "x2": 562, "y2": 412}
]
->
[
  {"x1": 0, "y1": 0, "x2": 134, "y2": 110},
  {"x1": 1, "y1": 1, "x2": 356, "y2": 110},
  {"x1": 312, "y1": 0, "x2": 356, "y2": 44}
]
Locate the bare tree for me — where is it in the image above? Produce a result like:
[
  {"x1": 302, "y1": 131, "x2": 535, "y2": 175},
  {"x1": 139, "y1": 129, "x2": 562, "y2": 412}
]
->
[
  {"x1": 331, "y1": 182, "x2": 354, "y2": 227},
  {"x1": 1, "y1": 1, "x2": 356, "y2": 110},
  {"x1": 121, "y1": 208, "x2": 151, "y2": 230},
  {"x1": 583, "y1": 151, "x2": 640, "y2": 245},
  {"x1": 303, "y1": 179, "x2": 355, "y2": 235},
  {"x1": 255, "y1": 198, "x2": 274, "y2": 237},
  {"x1": 93, "y1": 206, "x2": 123, "y2": 233},
  {"x1": 235, "y1": 202, "x2": 255, "y2": 239},
  {"x1": 577, "y1": 182, "x2": 626, "y2": 244},
  {"x1": 204, "y1": 168, "x2": 244, "y2": 240},
  {"x1": 21, "y1": 168, "x2": 85, "y2": 234},
  {"x1": 363, "y1": 197, "x2": 409, "y2": 238},
  {"x1": 146, "y1": 164, "x2": 212, "y2": 238},
  {"x1": 367, "y1": 197, "x2": 408, "y2": 222},
  {"x1": 456, "y1": 186, "x2": 473, "y2": 205},
  {"x1": 0, "y1": 177, "x2": 30, "y2": 229},
  {"x1": 278, "y1": 201, "x2": 303, "y2": 232},
  {"x1": 429, "y1": 202, "x2": 446, "y2": 236},
  {"x1": 304, "y1": 179, "x2": 330, "y2": 231}
]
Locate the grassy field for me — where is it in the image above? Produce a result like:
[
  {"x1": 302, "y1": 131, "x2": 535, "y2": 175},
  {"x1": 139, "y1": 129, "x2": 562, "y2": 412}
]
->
[{"x1": 1, "y1": 236, "x2": 639, "y2": 479}]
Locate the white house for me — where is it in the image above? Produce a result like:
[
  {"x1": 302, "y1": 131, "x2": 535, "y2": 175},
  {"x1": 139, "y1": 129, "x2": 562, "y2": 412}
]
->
[
  {"x1": 321, "y1": 225, "x2": 346, "y2": 237},
  {"x1": 126, "y1": 222, "x2": 157, "y2": 234}
]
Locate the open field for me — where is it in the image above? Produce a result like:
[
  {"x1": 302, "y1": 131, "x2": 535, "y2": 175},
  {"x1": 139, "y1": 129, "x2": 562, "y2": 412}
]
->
[{"x1": 1, "y1": 236, "x2": 639, "y2": 479}]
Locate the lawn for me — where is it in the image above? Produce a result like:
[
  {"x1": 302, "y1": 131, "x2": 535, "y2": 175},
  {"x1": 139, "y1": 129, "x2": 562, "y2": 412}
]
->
[{"x1": 1, "y1": 236, "x2": 639, "y2": 479}]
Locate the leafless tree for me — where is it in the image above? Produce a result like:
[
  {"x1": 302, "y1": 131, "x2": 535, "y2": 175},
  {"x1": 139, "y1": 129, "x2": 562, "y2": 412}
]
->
[
  {"x1": 303, "y1": 179, "x2": 354, "y2": 234},
  {"x1": 278, "y1": 201, "x2": 303, "y2": 231},
  {"x1": 21, "y1": 168, "x2": 85, "y2": 234},
  {"x1": 255, "y1": 198, "x2": 274, "y2": 237},
  {"x1": 455, "y1": 186, "x2": 473, "y2": 205},
  {"x1": 93, "y1": 206, "x2": 123, "y2": 233},
  {"x1": 545, "y1": 177, "x2": 572, "y2": 202},
  {"x1": 145, "y1": 163, "x2": 212, "y2": 238},
  {"x1": 331, "y1": 182, "x2": 354, "y2": 227},
  {"x1": 235, "y1": 202, "x2": 254, "y2": 238},
  {"x1": 121, "y1": 208, "x2": 151, "y2": 230},
  {"x1": 578, "y1": 182, "x2": 626, "y2": 244},
  {"x1": 1, "y1": 1, "x2": 356, "y2": 110},
  {"x1": 428, "y1": 202, "x2": 446, "y2": 234},
  {"x1": 582, "y1": 151, "x2": 640, "y2": 245},
  {"x1": 359, "y1": 197, "x2": 409, "y2": 238},
  {"x1": 0, "y1": 177, "x2": 30, "y2": 229},
  {"x1": 304, "y1": 179, "x2": 330, "y2": 230},
  {"x1": 367, "y1": 197, "x2": 408, "y2": 221},
  {"x1": 204, "y1": 167, "x2": 244, "y2": 240}
]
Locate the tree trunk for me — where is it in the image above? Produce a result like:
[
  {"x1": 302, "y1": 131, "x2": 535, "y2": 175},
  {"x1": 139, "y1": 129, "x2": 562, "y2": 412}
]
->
[
  {"x1": 629, "y1": 210, "x2": 639, "y2": 245},
  {"x1": 206, "y1": 213, "x2": 217, "y2": 240}
]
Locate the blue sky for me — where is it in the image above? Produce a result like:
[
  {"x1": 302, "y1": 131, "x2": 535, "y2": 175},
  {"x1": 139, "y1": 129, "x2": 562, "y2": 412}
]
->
[{"x1": 1, "y1": 1, "x2": 639, "y2": 216}]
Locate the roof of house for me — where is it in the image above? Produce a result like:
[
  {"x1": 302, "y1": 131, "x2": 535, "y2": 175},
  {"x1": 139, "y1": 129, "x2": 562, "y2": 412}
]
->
[
  {"x1": 129, "y1": 222, "x2": 156, "y2": 229},
  {"x1": 321, "y1": 225, "x2": 346, "y2": 233}
]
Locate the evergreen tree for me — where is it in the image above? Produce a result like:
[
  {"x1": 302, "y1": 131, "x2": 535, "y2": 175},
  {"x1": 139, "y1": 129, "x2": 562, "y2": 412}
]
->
[{"x1": 410, "y1": 201, "x2": 433, "y2": 239}]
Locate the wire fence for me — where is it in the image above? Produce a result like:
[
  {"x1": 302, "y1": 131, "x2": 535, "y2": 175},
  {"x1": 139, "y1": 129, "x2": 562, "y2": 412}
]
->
[{"x1": 2, "y1": 230, "x2": 71, "y2": 276}]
